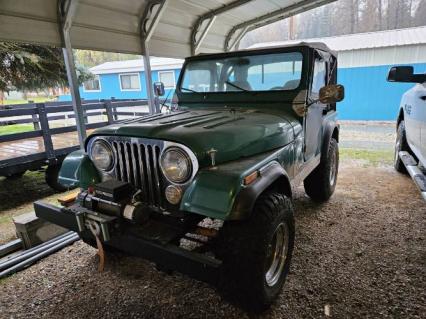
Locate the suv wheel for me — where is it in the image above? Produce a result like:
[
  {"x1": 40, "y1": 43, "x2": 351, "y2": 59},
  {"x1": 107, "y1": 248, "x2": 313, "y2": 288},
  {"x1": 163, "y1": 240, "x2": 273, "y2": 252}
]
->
[
  {"x1": 394, "y1": 120, "x2": 410, "y2": 174},
  {"x1": 45, "y1": 164, "x2": 67, "y2": 192},
  {"x1": 217, "y1": 192, "x2": 295, "y2": 311},
  {"x1": 304, "y1": 137, "x2": 339, "y2": 202}
]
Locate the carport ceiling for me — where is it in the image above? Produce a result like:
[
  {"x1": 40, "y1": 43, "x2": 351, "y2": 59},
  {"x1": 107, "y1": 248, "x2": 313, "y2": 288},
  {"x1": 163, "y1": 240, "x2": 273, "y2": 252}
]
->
[{"x1": 0, "y1": 0, "x2": 335, "y2": 58}]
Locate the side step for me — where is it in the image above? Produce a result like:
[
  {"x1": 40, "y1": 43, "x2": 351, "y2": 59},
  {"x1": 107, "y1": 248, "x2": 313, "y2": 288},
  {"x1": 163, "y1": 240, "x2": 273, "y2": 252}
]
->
[{"x1": 399, "y1": 151, "x2": 426, "y2": 201}]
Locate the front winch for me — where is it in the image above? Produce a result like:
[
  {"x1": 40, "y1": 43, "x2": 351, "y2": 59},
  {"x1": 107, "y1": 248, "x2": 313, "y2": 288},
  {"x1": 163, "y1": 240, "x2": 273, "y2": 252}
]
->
[{"x1": 76, "y1": 180, "x2": 151, "y2": 225}]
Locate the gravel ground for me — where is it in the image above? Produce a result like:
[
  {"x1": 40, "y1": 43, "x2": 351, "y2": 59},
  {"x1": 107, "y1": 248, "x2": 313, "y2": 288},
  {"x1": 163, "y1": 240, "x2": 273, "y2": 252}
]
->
[
  {"x1": 339, "y1": 121, "x2": 396, "y2": 150},
  {"x1": 1, "y1": 158, "x2": 425, "y2": 318}
]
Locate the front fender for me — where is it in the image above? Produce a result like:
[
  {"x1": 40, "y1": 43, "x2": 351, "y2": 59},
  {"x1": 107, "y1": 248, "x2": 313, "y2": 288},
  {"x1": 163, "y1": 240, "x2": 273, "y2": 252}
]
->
[
  {"x1": 180, "y1": 145, "x2": 293, "y2": 220},
  {"x1": 322, "y1": 112, "x2": 339, "y2": 159},
  {"x1": 58, "y1": 150, "x2": 101, "y2": 189}
]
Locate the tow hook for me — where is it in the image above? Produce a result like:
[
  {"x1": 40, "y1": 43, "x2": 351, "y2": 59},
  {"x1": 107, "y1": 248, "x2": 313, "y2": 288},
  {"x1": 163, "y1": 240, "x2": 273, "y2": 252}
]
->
[{"x1": 88, "y1": 221, "x2": 105, "y2": 272}]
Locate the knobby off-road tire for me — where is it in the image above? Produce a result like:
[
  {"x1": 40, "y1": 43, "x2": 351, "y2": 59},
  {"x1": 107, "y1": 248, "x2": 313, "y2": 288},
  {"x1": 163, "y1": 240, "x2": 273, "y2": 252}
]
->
[
  {"x1": 304, "y1": 138, "x2": 339, "y2": 202},
  {"x1": 45, "y1": 164, "x2": 68, "y2": 192},
  {"x1": 217, "y1": 192, "x2": 295, "y2": 312},
  {"x1": 394, "y1": 121, "x2": 410, "y2": 174}
]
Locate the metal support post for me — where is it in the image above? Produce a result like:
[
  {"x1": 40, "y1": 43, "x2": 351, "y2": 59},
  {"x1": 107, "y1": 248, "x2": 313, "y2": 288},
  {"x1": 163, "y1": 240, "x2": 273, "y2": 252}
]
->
[
  {"x1": 141, "y1": 41, "x2": 156, "y2": 115},
  {"x1": 140, "y1": 0, "x2": 169, "y2": 115},
  {"x1": 58, "y1": 0, "x2": 86, "y2": 147}
]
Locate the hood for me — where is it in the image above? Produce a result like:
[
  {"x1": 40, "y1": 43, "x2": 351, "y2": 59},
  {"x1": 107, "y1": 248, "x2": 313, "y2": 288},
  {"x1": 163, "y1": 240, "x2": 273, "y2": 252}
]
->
[{"x1": 91, "y1": 108, "x2": 300, "y2": 167}]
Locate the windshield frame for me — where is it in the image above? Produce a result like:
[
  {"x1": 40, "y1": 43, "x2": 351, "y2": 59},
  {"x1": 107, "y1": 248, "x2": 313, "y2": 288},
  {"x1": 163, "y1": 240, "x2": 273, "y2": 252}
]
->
[{"x1": 176, "y1": 46, "x2": 308, "y2": 98}]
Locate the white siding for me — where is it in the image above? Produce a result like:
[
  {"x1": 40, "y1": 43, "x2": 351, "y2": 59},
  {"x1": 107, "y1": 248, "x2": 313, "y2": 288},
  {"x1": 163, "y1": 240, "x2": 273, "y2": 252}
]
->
[{"x1": 339, "y1": 44, "x2": 426, "y2": 68}]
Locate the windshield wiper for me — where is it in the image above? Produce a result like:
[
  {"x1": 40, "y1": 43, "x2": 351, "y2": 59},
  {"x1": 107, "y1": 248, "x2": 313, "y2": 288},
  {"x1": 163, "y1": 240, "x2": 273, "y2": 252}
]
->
[
  {"x1": 225, "y1": 80, "x2": 250, "y2": 92},
  {"x1": 180, "y1": 87, "x2": 201, "y2": 94}
]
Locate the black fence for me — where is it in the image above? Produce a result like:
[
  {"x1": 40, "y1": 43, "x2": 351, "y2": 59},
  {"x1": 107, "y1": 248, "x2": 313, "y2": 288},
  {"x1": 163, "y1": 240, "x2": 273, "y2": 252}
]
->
[{"x1": 0, "y1": 99, "x2": 149, "y2": 176}]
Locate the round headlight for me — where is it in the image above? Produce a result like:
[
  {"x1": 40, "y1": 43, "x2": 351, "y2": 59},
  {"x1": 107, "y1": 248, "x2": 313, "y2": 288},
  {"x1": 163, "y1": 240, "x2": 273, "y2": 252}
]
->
[
  {"x1": 90, "y1": 140, "x2": 114, "y2": 171},
  {"x1": 160, "y1": 148, "x2": 192, "y2": 183}
]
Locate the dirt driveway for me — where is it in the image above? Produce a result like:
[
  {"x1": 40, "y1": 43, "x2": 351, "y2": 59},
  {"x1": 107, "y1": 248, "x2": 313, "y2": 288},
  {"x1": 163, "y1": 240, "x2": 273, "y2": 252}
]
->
[{"x1": 1, "y1": 158, "x2": 425, "y2": 318}]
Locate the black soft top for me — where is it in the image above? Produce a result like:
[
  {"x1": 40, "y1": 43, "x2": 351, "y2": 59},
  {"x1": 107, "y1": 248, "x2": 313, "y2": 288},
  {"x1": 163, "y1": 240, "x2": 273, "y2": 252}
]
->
[
  {"x1": 238, "y1": 42, "x2": 336, "y2": 56},
  {"x1": 189, "y1": 42, "x2": 336, "y2": 61}
]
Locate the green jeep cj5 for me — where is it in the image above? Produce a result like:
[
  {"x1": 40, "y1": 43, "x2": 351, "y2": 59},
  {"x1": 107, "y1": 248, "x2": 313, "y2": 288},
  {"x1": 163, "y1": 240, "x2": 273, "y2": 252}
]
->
[{"x1": 35, "y1": 43, "x2": 344, "y2": 310}]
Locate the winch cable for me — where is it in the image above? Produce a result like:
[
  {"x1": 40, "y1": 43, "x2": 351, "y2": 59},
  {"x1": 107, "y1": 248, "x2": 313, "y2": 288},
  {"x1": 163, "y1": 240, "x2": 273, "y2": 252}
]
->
[{"x1": 88, "y1": 221, "x2": 105, "y2": 272}]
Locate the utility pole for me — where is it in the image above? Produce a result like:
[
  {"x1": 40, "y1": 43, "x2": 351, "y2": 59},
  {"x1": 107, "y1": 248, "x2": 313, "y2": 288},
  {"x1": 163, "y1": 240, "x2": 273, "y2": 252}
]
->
[{"x1": 289, "y1": 16, "x2": 296, "y2": 40}]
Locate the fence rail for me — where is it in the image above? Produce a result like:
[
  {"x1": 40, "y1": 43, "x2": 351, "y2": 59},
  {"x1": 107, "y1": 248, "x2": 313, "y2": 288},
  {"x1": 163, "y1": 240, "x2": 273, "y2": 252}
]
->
[{"x1": 0, "y1": 98, "x2": 149, "y2": 176}]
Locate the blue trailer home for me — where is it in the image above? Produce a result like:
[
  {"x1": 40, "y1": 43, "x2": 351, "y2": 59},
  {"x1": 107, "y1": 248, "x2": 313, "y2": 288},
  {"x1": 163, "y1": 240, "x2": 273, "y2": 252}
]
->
[{"x1": 60, "y1": 57, "x2": 183, "y2": 101}]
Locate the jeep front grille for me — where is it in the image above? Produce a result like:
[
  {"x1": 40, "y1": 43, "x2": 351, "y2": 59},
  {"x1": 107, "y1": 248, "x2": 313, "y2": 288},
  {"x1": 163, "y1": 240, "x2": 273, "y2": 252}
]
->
[{"x1": 111, "y1": 140, "x2": 164, "y2": 207}]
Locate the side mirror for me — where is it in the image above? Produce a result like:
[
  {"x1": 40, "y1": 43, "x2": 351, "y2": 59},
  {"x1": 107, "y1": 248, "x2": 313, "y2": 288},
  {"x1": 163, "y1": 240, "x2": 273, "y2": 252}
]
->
[
  {"x1": 319, "y1": 84, "x2": 344, "y2": 104},
  {"x1": 387, "y1": 66, "x2": 426, "y2": 83},
  {"x1": 153, "y1": 82, "x2": 165, "y2": 96},
  {"x1": 387, "y1": 66, "x2": 414, "y2": 82}
]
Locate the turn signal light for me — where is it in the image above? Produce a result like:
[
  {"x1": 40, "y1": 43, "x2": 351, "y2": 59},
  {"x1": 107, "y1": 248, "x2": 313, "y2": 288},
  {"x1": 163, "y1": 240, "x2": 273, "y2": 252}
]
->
[
  {"x1": 244, "y1": 171, "x2": 259, "y2": 185},
  {"x1": 165, "y1": 185, "x2": 182, "y2": 205}
]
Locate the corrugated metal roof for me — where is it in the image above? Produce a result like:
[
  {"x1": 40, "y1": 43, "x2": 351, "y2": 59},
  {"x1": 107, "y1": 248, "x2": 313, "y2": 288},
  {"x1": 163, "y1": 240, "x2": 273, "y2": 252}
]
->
[
  {"x1": 90, "y1": 57, "x2": 183, "y2": 74},
  {"x1": 249, "y1": 26, "x2": 426, "y2": 52},
  {"x1": 0, "y1": 0, "x2": 334, "y2": 58}
]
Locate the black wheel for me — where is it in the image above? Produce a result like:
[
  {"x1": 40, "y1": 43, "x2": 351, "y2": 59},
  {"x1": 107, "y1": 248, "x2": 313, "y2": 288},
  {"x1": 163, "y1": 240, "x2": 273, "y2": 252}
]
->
[
  {"x1": 304, "y1": 138, "x2": 339, "y2": 202},
  {"x1": 5, "y1": 171, "x2": 26, "y2": 180},
  {"x1": 217, "y1": 192, "x2": 295, "y2": 311},
  {"x1": 394, "y1": 121, "x2": 410, "y2": 174},
  {"x1": 45, "y1": 164, "x2": 67, "y2": 192}
]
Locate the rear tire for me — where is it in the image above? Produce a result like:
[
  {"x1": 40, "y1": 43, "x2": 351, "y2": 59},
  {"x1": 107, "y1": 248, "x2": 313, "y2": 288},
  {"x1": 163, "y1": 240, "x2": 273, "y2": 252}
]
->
[
  {"x1": 45, "y1": 164, "x2": 67, "y2": 192},
  {"x1": 217, "y1": 192, "x2": 295, "y2": 312},
  {"x1": 304, "y1": 138, "x2": 339, "y2": 202},
  {"x1": 394, "y1": 121, "x2": 410, "y2": 174}
]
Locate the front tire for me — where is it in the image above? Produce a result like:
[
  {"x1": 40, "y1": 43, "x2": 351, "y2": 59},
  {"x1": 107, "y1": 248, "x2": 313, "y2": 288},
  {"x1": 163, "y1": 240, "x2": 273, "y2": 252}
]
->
[
  {"x1": 304, "y1": 138, "x2": 339, "y2": 202},
  {"x1": 394, "y1": 121, "x2": 410, "y2": 174},
  {"x1": 217, "y1": 192, "x2": 295, "y2": 311}
]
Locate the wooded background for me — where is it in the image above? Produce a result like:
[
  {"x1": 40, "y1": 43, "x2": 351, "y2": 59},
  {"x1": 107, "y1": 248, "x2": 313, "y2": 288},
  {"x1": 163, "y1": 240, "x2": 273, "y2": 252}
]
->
[{"x1": 240, "y1": 0, "x2": 425, "y2": 47}]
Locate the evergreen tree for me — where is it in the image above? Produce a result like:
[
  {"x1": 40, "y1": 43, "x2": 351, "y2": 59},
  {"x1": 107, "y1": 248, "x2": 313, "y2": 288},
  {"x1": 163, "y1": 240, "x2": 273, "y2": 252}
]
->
[{"x1": 0, "y1": 42, "x2": 92, "y2": 93}]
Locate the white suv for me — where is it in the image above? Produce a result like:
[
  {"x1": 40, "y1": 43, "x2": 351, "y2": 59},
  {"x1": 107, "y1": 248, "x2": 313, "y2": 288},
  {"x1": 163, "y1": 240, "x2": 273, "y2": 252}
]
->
[{"x1": 388, "y1": 66, "x2": 426, "y2": 200}]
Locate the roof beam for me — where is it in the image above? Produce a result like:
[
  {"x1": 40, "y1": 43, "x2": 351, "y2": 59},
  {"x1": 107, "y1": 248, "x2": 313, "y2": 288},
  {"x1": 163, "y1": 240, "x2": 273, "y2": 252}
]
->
[
  {"x1": 224, "y1": 0, "x2": 337, "y2": 51},
  {"x1": 191, "y1": 0, "x2": 253, "y2": 55},
  {"x1": 140, "y1": 0, "x2": 169, "y2": 44}
]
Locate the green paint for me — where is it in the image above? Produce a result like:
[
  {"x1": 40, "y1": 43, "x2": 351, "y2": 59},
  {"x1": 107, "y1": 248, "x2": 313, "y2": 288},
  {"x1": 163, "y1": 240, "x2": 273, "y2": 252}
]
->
[
  {"x1": 92, "y1": 108, "x2": 301, "y2": 168},
  {"x1": 181, "y1": 146, "x2": 294, "y2": 219},
  {"x1": 59, "y1": 150, "x2": 100, "y2": 189}
]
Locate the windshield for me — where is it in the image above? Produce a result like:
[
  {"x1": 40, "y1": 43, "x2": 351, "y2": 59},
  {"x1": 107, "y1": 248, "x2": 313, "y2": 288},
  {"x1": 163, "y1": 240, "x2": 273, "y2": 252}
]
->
[{"x1": 180, "y1": 52, "x2": 303, "y2": 93}]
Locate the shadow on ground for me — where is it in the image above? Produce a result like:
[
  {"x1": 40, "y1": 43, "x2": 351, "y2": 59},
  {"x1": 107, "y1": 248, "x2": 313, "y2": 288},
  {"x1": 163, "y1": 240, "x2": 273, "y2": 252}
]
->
[{"x1": 0, "y1": 171, "x2": 58, "y2": 211}]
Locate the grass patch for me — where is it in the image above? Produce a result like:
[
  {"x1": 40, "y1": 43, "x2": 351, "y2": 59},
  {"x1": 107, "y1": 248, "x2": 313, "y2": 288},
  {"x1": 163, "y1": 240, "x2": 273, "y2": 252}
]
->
[
  {"x1": 0, "y1": 214, "x2": 12, "y2": 225},
  {"x1": 0, "y1": 124, "x2": 34, "y2": 135},
  {"x1": 1, "y1": 97, "x2": 55, "y2": 105},
  {"x1": 340, "y1": 148, "x2": 394, "y2": 166}
]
